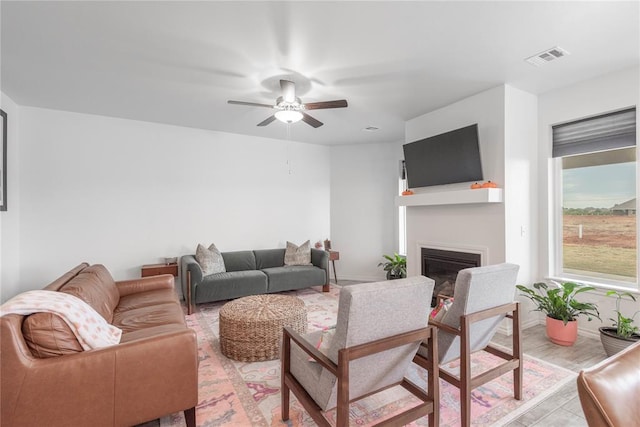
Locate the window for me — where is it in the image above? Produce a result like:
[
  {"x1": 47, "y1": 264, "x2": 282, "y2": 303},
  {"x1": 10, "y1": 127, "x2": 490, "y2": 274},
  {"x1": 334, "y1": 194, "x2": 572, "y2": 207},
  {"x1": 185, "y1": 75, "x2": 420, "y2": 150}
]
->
[{"x1": 552, "y1": 108, "x2": 637, "y2": 288}]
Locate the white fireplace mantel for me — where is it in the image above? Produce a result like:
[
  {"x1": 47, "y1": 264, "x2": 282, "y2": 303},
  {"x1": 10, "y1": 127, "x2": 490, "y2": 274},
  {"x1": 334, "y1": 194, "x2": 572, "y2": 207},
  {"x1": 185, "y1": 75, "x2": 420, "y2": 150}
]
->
[{"x1": 395, "y1": 188, "x2": 503, "y2": 207}]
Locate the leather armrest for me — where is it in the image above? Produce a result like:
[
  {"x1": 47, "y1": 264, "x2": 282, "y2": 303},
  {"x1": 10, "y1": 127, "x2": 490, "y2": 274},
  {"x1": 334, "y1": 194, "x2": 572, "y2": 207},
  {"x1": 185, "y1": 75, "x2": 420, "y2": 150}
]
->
[
  {"x1": 116, "y1": 274, "x2": 174, "y2": 297},
  {"x1": 577, "y1": 341, "x2": 640, "y2": 427},
  {"x1": 113, "y1": 329, "x2": 198, "y2": 424},
  {"x1": 1, "y1": 318, "x2": 198, "y2": 427}
]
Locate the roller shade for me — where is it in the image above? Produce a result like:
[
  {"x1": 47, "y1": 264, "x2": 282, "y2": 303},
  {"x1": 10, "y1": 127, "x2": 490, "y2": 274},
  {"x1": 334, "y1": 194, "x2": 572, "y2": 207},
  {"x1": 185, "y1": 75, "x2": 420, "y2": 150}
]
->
[{"x1": 552, "y1": 108, "x2": 636, "y2": 158}]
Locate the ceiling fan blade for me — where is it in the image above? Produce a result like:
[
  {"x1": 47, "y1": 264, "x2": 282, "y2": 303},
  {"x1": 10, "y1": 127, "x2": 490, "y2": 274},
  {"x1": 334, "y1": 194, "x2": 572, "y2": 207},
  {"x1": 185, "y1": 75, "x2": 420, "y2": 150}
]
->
[
  {"x1": 228, "y1": 100, "x2": 274, "y2": 109},
  {"x1": 301, "y1": 112, "x2": 323, "y2": 128},
  {"x1": 303, "y1": 100, "x2": 348, "y2": 110},
  {"x1": 257, "y1": 115, "x2": 277, "y2": 127},
  {"x1": 280, "y1": 80, "x2": 296, "y2": 103}
]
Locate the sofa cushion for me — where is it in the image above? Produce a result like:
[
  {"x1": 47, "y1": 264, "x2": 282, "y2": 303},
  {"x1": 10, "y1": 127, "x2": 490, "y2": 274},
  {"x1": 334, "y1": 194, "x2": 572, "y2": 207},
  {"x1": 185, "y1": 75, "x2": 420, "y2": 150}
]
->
[
  {"x1": 263, "y1": 266, "x2": 325, "y2": 293},
  {"x1": 221, "y1": 250, "x2": 257, "y2": 272},
  {"x1": 112, "y1": 302, "x2": 184, "y2": 333},
  {"x1": 254, "y1": 248, "x2": 286, "y2": 269},
  {"x1": 115, "y1": 288, "x2": 179, "y2": 313},
  {"x1": 22, "y1": 312, "x2": 83, "y2": 358},
  {"x1": 196, "y1": 270, "x2": 268, "y2": 303},
  {"x1": 59, "y1": 264, "x2": 119, "y2": 323},
  {"x1": 195, "y1": 243, "x2": 226, "y2": 275},
  {"x1": 43, "y1": 263, "x2": 90, "y2": 291},
  {"x1": 284, "y1": 240, "x2": 312, "y2": 266},
  {"x1": 119, "y1": 323, "x2": 188, "y2": 343}
]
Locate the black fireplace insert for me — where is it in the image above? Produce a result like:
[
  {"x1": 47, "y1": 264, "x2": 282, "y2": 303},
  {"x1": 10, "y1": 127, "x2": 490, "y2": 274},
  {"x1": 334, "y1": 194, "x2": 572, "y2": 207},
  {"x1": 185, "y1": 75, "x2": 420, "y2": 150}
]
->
[{"x1": 422, "y1": 248, "x2": 481, "y2": 305}]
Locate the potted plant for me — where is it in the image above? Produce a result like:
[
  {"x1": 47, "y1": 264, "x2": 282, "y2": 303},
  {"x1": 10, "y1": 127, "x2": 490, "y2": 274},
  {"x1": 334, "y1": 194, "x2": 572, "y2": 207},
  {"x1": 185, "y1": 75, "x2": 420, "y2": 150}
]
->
[
  {"x1": 599, "y1": 290, "x2": 639, "y2": 357},
  {"x1": 378, "y1": 253, "x2": 407, "y2": 280},
  {"x1": 516, "y1": 281, "x2": 600, "y2": 346}
]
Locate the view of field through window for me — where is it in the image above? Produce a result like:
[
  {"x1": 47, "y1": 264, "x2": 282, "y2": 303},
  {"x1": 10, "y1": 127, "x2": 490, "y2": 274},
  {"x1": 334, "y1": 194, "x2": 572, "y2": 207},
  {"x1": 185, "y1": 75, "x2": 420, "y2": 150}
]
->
[{"x1": 562, "y1": 149, "x2": 637, "y2": 283}]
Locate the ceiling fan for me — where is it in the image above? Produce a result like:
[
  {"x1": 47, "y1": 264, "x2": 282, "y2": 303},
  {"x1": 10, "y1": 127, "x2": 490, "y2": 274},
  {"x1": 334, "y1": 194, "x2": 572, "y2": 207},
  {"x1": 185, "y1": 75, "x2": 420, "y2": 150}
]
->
[{"x1": 228, "y1": 79, "x2": 348, "y2": 128}]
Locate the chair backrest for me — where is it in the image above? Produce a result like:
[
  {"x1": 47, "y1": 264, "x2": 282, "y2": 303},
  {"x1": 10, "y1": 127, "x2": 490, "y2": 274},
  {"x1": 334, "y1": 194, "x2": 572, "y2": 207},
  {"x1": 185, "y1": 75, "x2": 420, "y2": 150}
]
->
[
  {"x1": 319, "y1": 276, "x2": 434, "y2": 409},
  {"x1": 438, "y1": 263, "x2": 519, "y2": 363},
  {"x1": 577, "y1": 340, "x2": 640, "y2": 427}
]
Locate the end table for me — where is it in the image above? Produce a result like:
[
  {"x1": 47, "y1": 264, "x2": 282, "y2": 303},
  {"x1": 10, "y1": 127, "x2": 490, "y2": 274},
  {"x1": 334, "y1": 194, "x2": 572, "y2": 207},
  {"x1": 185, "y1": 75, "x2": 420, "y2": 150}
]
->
[
  {"x1": 327, "y1": 250, "x2": 339, "y2": 284},
  {"x1": 141, "y1": 263, "x2": 179, "y2": 278}
]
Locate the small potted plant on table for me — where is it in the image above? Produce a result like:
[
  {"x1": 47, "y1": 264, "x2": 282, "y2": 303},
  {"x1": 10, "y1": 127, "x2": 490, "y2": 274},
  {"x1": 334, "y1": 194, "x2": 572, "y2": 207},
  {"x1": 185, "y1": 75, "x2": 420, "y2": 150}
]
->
[
  {"x1": 516, "y1": 281, "x2": 600, "y2": 346},
  {"x1": 378, "y1": 253, "x2": 407, "y2": 280},
  {"x1": 599, "y1": 290, "x2": 639, "y2": 357}
]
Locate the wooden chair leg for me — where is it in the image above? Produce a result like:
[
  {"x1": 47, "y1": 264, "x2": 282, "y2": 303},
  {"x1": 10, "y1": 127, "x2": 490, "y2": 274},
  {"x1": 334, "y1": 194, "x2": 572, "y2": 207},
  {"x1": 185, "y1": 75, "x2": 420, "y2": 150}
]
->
[
  {"x1": 184, "y1": 407, "x2": 195, "y2": 427},
  {"x1": 186, "y1": 270, "x2": 193, "y2": 315},
  {"x1": 428, "y1": 331, "x2": 439, "y2": 427},
  {"x1": 513, "y1": 302, "x2": 523, "y2": 400},
  {"x1": 336, "y1": 351, "x2": 350, "y2": 427},
  {"x1": 461, "y1": 316, "x2": 472, "y2": 427},
  {"x1": 281, "y1": 333, "x2": 291, "y2": 421}
]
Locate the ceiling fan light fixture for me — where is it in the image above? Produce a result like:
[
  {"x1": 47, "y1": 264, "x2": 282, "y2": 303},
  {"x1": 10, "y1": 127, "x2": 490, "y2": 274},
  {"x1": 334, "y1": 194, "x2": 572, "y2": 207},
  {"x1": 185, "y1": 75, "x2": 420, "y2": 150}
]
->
[{"x1": 275, "y1": 109, "x2": 303, "y2": 124}]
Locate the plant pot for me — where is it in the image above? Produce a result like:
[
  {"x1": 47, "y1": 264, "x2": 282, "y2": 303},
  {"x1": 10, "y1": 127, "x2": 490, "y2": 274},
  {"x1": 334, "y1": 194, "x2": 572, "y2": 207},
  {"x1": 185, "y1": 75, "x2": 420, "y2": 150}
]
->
[
  {"x1": 599, "y1": 327, "x2": 640, "y2": 357},
  {"x1": 386, "y1": 271, "x2": 404, "y2": 280},
  {"x1": 546, "y1": 316, "x2": 578, "y2": 346}
]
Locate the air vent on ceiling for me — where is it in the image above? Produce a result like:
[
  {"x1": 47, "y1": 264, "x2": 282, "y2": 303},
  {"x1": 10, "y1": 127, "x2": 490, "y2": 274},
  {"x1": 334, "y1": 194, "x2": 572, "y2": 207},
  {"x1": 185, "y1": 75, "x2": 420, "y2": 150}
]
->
[
  {"x1": 525, "y1": 46, "x2": 570, "y2": 66},
  {"x1": 363, "y1": 126, "x2": 380, "y2": 132}
]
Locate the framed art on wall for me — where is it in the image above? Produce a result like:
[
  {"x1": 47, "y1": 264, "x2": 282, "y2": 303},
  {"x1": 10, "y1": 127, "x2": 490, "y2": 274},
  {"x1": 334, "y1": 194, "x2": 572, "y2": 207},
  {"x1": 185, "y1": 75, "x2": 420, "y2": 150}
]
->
[{"x1": 1, "y1": 108, "x2": 6, "y2": 211}]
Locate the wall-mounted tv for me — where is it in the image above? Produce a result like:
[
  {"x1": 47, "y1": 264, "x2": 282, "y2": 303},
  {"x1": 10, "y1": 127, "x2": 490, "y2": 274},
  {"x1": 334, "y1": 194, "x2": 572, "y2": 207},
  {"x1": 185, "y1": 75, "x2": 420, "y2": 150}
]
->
[{"x1": 403, "y1": 124, "x2": 483, "y2": 188}]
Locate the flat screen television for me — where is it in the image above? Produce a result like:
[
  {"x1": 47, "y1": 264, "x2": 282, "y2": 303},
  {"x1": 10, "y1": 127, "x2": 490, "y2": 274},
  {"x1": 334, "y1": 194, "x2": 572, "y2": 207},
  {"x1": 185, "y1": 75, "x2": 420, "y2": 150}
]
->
[{"x1": 403, "y1": 124, "x2": 483, "y2": 188}]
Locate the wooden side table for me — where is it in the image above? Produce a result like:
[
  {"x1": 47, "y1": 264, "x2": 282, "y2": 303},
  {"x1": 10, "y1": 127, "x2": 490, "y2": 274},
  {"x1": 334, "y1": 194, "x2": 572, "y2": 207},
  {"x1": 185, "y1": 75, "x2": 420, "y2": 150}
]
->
[
  {"x1": 327, "y1": 250, "x2": 339, "y2": 284},
  {"x1": 141, "y1": 263, "x2": 179, "y2": 278}
]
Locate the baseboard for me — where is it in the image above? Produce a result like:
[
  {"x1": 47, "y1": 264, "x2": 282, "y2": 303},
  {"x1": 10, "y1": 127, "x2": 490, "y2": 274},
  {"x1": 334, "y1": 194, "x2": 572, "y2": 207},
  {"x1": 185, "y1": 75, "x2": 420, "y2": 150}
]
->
[
  {"x1": 519, "y1": 316, "x2": 602, "y2": 340},
  {"x1": 336, "y1": 275, "x2": 382, "y2": 283},
  {"x1": 497, "y1": 316, "x2": 539, "y2": 336},
  {"x1": 577, "y1": 326, "x2": 601, "y2": 340},
  {"x1": 521, "y1": 317, "x2": 540, "y2": 330}
]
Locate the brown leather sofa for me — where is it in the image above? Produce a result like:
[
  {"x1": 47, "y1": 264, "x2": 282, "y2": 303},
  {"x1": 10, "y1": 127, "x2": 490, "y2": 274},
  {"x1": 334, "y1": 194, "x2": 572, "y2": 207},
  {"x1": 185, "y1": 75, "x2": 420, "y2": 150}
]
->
[
  {"x1": 1, "y1": 263, "x2": 198, "y2": 427},
  {"x1": 577, "y1": 340, "x2": 640, "y2": 427}
]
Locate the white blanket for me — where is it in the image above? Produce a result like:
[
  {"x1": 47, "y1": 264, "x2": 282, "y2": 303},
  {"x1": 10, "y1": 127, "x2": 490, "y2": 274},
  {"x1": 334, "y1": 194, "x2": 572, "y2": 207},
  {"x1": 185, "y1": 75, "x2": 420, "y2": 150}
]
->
[{"x1": 0, "y1": 290, "x2": 122, "y2": 350}]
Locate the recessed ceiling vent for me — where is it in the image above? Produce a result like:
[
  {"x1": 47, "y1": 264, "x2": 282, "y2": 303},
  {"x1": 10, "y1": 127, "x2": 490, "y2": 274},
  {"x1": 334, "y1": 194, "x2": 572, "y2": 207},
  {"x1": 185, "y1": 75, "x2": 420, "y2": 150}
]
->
[
  {"x1": 363, "y1": 126, "x2": 380, "y2": 132},
  {"x1": 525, "y1": 46, "x2": 570, "y2": 66}
]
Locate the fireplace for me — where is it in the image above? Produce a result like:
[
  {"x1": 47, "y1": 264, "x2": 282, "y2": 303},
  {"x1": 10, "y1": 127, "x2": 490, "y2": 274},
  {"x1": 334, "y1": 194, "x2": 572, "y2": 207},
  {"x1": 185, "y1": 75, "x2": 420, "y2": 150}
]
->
[{"x1": 421, "y1": 248, "x2": 481, "y2": 305}]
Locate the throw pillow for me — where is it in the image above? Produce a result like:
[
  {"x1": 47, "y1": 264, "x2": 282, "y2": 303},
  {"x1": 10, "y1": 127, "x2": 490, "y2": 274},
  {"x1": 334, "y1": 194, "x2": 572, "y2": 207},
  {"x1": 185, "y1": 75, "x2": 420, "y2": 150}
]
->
[
  {"x1": 195, "y1": 243, "x2": 226, "y2": 276},
  {"x1": 284, "y1": 240, "x2": 312, "y2": 266},
  {"x1": 430, "y1": 297, "x2": 454, "y2": 322},
  {"x1": 309, "y1": 325, "x2": 336, "y2": 362}
]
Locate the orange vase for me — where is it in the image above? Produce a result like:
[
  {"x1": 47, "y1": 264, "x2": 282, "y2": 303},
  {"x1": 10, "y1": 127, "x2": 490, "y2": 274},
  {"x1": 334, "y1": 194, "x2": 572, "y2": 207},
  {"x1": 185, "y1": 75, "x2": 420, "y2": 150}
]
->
[{"x1": 546, "y1": 316, "x2": 578, "y2": 346}]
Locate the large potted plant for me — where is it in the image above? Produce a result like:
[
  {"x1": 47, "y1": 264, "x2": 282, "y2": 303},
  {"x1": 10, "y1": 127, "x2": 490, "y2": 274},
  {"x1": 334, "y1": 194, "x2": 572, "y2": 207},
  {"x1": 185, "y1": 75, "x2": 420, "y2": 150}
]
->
[
  {"x1": 516, "y1": 281, "x2": 600, "y2": 346},
  {"x1": 378, "y1": 253, "x2": 407, "y2": 280},
  {"x1": 599, "y1": 290, "x2": 639, "y2": 357}
]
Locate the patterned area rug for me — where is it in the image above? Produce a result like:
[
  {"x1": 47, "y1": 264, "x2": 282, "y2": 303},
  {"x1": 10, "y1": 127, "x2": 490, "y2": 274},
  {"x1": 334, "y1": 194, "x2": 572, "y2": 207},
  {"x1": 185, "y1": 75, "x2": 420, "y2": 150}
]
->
[{"x1": 161, "y1": 285, "x2": 575, "y2": 426}]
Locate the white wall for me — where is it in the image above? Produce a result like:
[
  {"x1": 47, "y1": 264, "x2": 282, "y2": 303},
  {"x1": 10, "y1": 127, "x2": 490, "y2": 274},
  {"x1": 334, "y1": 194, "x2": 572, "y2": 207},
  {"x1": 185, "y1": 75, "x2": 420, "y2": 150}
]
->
[
  {"x1": 330, "y1": 142, "x2": 399, "y2": 281},
  {"x1": 0, "y1": 93, "x2": 21, "y2": 301},
  {"x1": 537, "y1": 66, "x2": 640, "y2": 337},
  {"x1": 404, "y1": 86, "x2": 507, "y2": 274},
  {"x1": 3, "y1": 107, "x2": 330, "y2": 300},
  {"x1": 504, "y1": 85, "x2": 539, "y2": 287}
]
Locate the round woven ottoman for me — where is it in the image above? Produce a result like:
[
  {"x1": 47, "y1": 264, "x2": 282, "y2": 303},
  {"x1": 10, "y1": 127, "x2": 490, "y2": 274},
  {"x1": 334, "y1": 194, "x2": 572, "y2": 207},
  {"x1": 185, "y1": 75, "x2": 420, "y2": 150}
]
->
[{"x1": 219, "y1": 294, "x2": 307, "y2": 362}]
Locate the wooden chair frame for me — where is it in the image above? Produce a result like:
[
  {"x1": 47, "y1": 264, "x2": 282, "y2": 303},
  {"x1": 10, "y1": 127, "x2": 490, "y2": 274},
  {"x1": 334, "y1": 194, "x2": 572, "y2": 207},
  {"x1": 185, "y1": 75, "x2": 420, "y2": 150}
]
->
[
  {"x1": 282, "y1": 326, "x2": 440, "y2": 427},
  {"x1": 414, "y1": 301, "x2": 522, "y2": 427}
]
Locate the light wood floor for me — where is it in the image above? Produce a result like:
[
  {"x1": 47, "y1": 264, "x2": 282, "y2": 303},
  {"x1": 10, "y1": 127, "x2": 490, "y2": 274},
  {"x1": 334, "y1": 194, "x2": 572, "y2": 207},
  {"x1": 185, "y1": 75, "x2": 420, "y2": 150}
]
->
[{"x1": 494, "y1": 324, "x2": 606, "y2": 426}]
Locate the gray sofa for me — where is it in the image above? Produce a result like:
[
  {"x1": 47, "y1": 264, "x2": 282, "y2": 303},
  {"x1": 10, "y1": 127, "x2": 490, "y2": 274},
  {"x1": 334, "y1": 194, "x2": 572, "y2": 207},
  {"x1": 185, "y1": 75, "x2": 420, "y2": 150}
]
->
[{"x1": 181, "y1": 248, "x2": 330, "y2": 314}]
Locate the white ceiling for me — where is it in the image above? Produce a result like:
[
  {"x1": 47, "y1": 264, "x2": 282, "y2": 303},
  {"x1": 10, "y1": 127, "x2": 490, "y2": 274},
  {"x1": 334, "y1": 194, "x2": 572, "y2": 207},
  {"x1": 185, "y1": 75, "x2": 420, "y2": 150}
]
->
[{"x1": 2, "y1": 1, "x2": 638, "y2": 145}]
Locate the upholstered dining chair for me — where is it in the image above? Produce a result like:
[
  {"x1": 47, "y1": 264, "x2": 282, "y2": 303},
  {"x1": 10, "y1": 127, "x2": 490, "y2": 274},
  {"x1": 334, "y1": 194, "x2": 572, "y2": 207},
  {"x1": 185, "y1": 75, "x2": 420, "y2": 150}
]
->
[
  {"x1": 281, "y1": 276, "x2": 439, "y2": 427},
  {"x1": 413, "y1": 263, "x2": 521, "y2": 427},
  {"x1": 577, "y1": 340, "x2": 640, "y2": 427}
]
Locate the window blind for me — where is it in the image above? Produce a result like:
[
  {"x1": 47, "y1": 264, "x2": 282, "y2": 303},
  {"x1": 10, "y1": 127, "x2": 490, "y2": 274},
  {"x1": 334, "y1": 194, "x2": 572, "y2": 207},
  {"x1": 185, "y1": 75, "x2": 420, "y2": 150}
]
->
[{"x1": 552, "y1": 107, "x2": 636, "y2": 158}]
